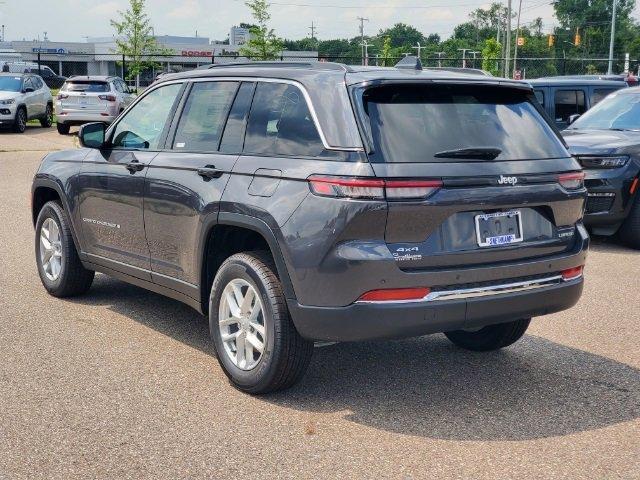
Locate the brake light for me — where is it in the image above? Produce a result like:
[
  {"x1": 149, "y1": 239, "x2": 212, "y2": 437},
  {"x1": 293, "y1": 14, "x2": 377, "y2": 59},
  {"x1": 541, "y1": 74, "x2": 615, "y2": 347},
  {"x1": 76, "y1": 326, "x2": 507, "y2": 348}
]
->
[
  {"x1": 99, "y1": 94, "x2": 117, "y2": 102},
  {"x1": 357, "y1": 287, "x2": 431, "y2": 302},
  {"x1": 308, "y1": 175, "x2": 442, "y2": 200},
  {"x1": 561, "y1": 265, "x2": 583, "y2": 281},
  {"x1": 57, "y1": 93, "x2": 68, "y2": 100},
  {"x1": 558, "y1": 171, "x2": 585, "y2": 190}
]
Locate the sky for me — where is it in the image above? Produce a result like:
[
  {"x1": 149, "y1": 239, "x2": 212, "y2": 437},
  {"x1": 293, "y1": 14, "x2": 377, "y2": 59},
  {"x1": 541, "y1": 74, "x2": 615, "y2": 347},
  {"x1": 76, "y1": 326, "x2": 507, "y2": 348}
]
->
[{"x1": 0, "y1": 0, "x2": 589, "y2": 44}]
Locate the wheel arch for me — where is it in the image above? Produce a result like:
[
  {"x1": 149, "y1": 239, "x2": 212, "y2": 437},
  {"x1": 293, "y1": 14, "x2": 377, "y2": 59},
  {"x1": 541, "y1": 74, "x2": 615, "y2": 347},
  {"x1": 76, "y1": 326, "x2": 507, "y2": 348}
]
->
[{"x1": 199, "y1": 212, "x2": 297, "y2": 315}]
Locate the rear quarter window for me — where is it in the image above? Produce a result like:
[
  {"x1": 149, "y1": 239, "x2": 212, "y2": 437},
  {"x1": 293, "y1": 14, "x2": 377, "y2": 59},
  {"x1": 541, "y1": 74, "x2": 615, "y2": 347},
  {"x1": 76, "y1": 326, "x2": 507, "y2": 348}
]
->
[{"x1": 358, "y1": 83, "x2": 568, "y2": 163}]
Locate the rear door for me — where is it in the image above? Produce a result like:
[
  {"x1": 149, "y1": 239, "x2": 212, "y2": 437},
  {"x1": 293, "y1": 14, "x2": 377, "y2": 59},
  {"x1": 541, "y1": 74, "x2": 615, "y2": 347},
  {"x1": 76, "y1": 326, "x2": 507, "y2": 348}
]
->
[
  {"x1": 143, "y1": 80, "x2": 241, "y2": 289},
  {"x1": 77, "y1": 82, "x2": 184, "y2": 278},
  {"x1": 355, "y1": 82, "x2": 584, "y2": 270}
]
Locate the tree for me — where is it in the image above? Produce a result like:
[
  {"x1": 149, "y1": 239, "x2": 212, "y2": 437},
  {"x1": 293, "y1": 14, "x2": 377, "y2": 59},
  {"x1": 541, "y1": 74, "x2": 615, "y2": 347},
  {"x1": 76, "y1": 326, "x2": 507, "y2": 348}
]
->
[
  {"x1": 239, "y1": 0, "x2": 284, "y2": 60},
  {"x1": 111, "y1": 0, "x2": 170, "y2": 89},
  {"x1": 482, "y1": 38, "x2": 502, "y2": 76},
  {"x1": 381, "y1": 37, "x2": 393, "y2": 66},
  {"x1": 377, "y1": 23, "x2": 425, "y2": 49}
]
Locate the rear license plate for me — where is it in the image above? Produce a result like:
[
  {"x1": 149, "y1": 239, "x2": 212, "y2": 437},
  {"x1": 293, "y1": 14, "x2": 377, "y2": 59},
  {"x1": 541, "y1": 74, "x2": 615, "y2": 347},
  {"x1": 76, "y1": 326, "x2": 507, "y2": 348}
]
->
[{"x1": 475, "y1": 210, "x2": 523, "y2": 247}]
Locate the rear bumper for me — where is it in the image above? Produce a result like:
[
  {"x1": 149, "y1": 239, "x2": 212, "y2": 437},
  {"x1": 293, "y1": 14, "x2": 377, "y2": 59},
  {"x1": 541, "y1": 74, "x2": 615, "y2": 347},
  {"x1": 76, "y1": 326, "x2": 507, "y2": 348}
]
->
[
  {"x1": 56, "y1": 113, "x2": 117, "y2": 125},
  {"x1": 289, "y1": 276, "x2": 583, "y2": 342}
]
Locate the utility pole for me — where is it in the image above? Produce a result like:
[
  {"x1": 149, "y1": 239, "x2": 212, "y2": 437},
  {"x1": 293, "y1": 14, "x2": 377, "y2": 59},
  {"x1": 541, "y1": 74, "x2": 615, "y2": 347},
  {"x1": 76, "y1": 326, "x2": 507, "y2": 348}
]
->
[
  {"x1": 357, "y1": 16, "x2": 369, "y2": 66},
  {"x1": 458, "y1": 48, "x2": 471, "y2": 68},
  {"x1": 512, "y1": 0, "x2": 523, "y2": 78},
  {"x1": 412, "y1": 42, "x2": 425, "y2": 60},
  {"x1": 504, "y1": 0, "x2": 512, "y2": 78},
  {"x1": 435, "y1": 51, "x2": 445, "y2": 67},
  {"x1": 309, "y1": 21, "x2": 318, "y2": 50},
  {"x1": 360, "y1": 39, "x2": 372, "y2": 66},
  {"x1": 607, "y1": 0, "x2": 618, "y2": 74}
]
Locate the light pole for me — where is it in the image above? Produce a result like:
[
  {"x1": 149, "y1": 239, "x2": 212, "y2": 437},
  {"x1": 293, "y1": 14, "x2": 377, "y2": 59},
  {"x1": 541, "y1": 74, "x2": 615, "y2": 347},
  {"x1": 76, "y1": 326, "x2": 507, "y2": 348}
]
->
[
  {"x1": 607, "y1": 0, "x2": 618, "y2": 74},
  {"x1": 412, "y1": 42, "x2": 425, "y2": 60},
  {"x1": 458, "y1": 48, "x2": 471, "y2": 68},
  {"x1": 504, "y1": 0, "x2": 512, "y2": 77},
  {"x1": 512, "y1": 0, "x2": 523, "y2": 78},
  {"x1": 435, "y1": 51, "x2": 445, "y2": 68},
  {"x1": 360, "y1": 40, "x2": 372, "y2": 66},
  {"x1": 357, "y1": 16, "x2": 369, "y2": 66},
  {"x1": 470, "y1": 51, "x2": 480, "y2": 68}
]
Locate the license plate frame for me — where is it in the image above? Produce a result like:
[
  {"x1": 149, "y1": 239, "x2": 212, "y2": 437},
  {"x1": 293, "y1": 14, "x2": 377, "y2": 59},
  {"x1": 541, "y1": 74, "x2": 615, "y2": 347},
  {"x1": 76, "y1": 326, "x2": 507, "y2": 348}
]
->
[{"x1": 475, "y1": 210, "x2": 524, "y2": 247}]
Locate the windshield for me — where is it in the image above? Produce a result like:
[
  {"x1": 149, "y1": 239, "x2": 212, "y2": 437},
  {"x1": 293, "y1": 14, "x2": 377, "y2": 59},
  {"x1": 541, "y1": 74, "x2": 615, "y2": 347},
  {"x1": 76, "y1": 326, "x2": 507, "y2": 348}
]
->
[
  {"x1": 62, "y1": 81, "x2": 109, "y2": 93},
  {"x1": 568, "y1": 92, "x2": 640, "y2": 131},
  {"x1": 360, "y1": 84, "x2": 568, "y2": 162},
  {"x1": 0, "y1": 76, "x2": 22, "y2": 92}
]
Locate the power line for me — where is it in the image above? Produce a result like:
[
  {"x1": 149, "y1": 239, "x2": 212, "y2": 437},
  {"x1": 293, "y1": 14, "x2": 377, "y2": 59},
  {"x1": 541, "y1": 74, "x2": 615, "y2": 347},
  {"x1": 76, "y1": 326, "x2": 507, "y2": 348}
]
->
[{"x1": 268, "y1": 0, "x2": 498, "y2": 9}]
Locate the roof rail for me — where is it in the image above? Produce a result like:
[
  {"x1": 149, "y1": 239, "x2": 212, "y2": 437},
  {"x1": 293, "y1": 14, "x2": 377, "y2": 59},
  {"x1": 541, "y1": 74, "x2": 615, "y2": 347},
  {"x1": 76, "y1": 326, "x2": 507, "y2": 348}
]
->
[{"x1": 201, "y1": 61, "x2": 353, "y2": 73}]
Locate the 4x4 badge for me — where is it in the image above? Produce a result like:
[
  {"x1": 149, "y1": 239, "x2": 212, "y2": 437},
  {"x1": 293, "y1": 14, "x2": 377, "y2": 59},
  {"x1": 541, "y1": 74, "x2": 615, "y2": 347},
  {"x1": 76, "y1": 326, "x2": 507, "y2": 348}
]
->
[{"x1": 498, "y1": 175, "x2": 518, "y2": 185}]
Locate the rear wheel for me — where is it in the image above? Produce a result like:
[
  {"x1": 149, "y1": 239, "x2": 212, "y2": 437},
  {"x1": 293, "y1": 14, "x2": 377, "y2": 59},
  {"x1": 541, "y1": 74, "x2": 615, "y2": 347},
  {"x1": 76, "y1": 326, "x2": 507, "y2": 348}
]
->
[
  {"x1": 40, "y1": 104, "x2": 53, "y2": 128},
  {"x1": 209, "y1": 251, "x2": 314, "y2": 394},
  {"x1": 619, "y1": 195, "x2": 640, "y2": 249},
  {"x1": 13, "y1": 107, "x2": 26, "y2": 133},
  {"x1": 445, "y1": 318, "x2": 531, "y2": 351},
  {"x1": 56, "y1": 123, "x2": 70, "y2": 135},
  {"x1": 35, "y1": 201, "x2": 94, "y2": 297}
]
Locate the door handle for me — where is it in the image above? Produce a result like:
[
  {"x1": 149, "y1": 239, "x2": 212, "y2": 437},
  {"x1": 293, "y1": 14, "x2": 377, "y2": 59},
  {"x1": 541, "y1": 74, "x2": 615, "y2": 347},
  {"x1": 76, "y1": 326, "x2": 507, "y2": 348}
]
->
[
  {"x1": 197, "y1": 165, "x2": 223, "y2": 180},
  {"x1": 125, "y1": 159, "x2": 145, "y2": 173}
]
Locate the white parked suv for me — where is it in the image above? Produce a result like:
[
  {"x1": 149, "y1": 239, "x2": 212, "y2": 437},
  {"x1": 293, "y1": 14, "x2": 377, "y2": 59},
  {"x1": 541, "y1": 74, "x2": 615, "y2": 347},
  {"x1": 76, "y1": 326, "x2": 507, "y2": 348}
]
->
[
  {"x1": 55, "y1": 76, "x2": 136, "y2": 134},
  {"x1": 0, "y1": 73, "x2": 53, "y2": 133}
]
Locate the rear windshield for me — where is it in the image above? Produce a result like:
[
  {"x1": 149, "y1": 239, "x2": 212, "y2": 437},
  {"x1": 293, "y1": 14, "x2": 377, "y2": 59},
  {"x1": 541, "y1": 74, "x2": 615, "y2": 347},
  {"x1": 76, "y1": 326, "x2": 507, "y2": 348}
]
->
[
  {"x1": 359, "y1": 84, "x2": 568, "y2": 162},
  {"x1": 62, "y1": 81, "x2": 109, "y2": 93}
]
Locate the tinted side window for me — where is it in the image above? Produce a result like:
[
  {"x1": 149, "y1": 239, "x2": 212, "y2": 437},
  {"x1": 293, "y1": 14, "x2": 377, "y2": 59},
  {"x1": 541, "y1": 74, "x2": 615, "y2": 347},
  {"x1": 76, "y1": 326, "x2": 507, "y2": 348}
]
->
[
  {"x1": 244, "y1": 82, "x2": 324, "y2": 157},
  {"x1": 112, "y1": 83, "x2": 182, "y2": 149},
  {"x1": 172, "y1": 81, "x2": 238, "y2": 151},
  {"x1": 554, "y1": 89, "x2": 586, "y2": 123},
  {"x1": 34, "y1": 77, "x2": 44, "y2": 89},
  {"x1": 23, "y1": 77, "x2": 34, "y2": 90},
  {"x1": 220, "y1": 82, "x2": 255, "y2": 154},
  {"x1": 534, "y1": 89, "x2": 544, "y2": 106},
  {"x1": 592, "y1": 88, "x2": 617, "y2": 105}
]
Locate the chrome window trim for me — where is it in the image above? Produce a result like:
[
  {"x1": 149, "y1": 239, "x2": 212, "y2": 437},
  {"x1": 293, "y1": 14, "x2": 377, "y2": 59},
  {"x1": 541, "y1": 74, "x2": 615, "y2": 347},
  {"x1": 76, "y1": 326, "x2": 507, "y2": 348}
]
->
[{"x1": 110, "y1": 76, "x2": 364, "y2": 152}]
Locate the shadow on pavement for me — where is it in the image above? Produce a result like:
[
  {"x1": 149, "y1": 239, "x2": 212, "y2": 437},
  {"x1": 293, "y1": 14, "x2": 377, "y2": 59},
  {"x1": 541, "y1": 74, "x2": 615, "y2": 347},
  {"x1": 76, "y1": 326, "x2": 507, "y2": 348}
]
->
[{"x1": 72, "y1": 274, "x2": 640, "y2": 442}]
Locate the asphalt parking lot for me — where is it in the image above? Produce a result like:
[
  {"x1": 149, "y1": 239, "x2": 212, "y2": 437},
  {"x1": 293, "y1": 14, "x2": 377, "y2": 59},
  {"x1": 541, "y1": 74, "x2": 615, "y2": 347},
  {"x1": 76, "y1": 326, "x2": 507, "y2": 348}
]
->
[{"x1": 0, "y1": 126, "x2": 639, "y2": 479}]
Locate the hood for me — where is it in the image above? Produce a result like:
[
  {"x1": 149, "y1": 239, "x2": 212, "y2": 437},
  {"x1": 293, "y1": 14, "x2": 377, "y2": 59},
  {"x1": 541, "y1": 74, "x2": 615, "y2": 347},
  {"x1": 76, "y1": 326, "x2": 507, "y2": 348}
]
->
[
  {"x1": 0, "y1": 90, "x2": 21, "y2": 101},
  {"x1": 562, "y1": 128, "x2": 640, "y2": 155}
]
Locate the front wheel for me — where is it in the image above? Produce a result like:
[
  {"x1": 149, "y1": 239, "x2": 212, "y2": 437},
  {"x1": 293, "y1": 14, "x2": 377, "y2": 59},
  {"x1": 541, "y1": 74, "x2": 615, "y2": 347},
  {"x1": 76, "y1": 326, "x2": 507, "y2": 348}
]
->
[
  {"x1": 13, "y1": 107, "x2": 26, "y2": 133},
  {"x1": 445, "y1": 318, "x2": 531, "y2": 351},
  {"x1": 619, "y1": 195, "x2": 640, "y2": 249},
  {"x1": 35, "y1": 201, "x2": 94, "y2": 297},
  {"x1": 56, "y1": 123, "x2": 70, "y2": 135},
  {"x1": 209, "y1": 251, "x2": 314, "y2": 394}
]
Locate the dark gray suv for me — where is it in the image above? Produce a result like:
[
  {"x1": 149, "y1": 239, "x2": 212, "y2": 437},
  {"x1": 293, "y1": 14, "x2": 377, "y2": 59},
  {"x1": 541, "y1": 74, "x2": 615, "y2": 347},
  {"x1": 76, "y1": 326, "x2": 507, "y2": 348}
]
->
[{"x1": 31, "y1": 60, "x2": 588, "y2": 393}]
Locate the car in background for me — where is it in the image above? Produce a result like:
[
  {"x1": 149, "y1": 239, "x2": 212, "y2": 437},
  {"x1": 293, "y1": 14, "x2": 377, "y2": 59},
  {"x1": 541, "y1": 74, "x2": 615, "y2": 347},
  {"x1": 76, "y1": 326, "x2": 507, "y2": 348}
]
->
[
  {"x1": 55, "y1": 75, "x2": 136, "y2": 134},
  {"x1": 544, "y1": 73, "x2": 638, "y2": 87},
  {"x1": 0, "y1": 73, "x2": 53, "y2": 133},
  {"x1": 562, "y1": 87, "x2": 640, "y2": 248},
  {"x1": 528, "y1": 78, "x2": 626, "y2": 129},
  {"x1": 1, "y1": 62, "x2": 67, "y2": 89}
]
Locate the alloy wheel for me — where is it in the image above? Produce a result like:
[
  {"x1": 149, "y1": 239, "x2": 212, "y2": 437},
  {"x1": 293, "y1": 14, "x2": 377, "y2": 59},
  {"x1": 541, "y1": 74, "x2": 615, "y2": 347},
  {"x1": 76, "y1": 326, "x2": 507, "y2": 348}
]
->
[
  {"x1": 218, "y1": 278, "x2": 266, "y2": 370},
  {"x1": 39, "y1": 217, "x2": 63, "y2": 281}
]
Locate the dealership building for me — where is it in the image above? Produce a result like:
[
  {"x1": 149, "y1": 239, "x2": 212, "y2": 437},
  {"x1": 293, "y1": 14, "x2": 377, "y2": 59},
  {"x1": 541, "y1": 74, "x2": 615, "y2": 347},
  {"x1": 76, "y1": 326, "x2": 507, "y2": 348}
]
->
[{"x1": 0, "y1": 29, "x2": 317, "y2": 79}]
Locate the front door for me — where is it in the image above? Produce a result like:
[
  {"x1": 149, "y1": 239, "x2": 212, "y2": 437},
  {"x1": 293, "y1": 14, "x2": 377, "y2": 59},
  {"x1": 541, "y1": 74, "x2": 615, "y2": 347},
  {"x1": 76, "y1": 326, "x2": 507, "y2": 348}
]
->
[
  {"x1": 77, "y1": 82, "x2": 184, "y2": 279},
  {"x1": 144, "y1": 80, "x2": 245, "y2": 290}
]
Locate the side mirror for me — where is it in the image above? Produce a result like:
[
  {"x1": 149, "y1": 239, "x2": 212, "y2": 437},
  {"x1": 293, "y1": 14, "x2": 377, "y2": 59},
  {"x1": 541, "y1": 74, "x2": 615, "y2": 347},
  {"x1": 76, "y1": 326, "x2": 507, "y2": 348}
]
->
[
  {"x1": 568, "y1": 113, "x2": 581, "y2": 125},
  {"x1": 79, "y1": 122, "x2": 106, "y2": 149},
  {"x1": 23, "y1": 87, "x2": 34, "y2": 93}
]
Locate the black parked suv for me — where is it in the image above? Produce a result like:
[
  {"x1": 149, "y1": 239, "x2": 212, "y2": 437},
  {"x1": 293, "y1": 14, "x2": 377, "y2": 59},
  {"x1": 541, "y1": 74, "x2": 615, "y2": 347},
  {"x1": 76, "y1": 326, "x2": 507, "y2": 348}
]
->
[
  {"x1": 563, "y1": 86, "x2": 640, "y2": 247},
  {"x1": 31, "y1": 60, "x2": 588, "y2": 393}
]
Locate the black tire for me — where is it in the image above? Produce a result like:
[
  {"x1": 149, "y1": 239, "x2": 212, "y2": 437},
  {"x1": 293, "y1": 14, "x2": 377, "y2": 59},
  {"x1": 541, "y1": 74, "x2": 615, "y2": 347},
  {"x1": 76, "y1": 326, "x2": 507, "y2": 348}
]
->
[
  {"x1": 209, "y1": 251, "x2": 313, "y2": 394},
  {"x1": 619, "y1": 195, "x2": 640, "y2": 249},
  {"x1": 13, "y1": 107, "x2": 26, "y2": 133},
  {"x1": 56, "y1": 123, "x2": 70, "y2": 135},
  {"x1": 35, "y1": 201, "x2": 94, "y2": 297},
  {"x1": 444, "y1": 318, "x2": 531, "y2": 352},
  {"x1": 40, "y1": 104, "x2": 53, "y2": 128}
]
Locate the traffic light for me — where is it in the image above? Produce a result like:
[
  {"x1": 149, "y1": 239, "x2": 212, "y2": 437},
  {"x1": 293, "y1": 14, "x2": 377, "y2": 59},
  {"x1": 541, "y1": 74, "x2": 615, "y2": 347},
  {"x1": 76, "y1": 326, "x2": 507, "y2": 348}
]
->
[
  {"x1": 517, "y1": 37, "x2": 525, "y2": 46},
  {"x1": 548, "y1": 34, "x2": 555, "y2": 47}
]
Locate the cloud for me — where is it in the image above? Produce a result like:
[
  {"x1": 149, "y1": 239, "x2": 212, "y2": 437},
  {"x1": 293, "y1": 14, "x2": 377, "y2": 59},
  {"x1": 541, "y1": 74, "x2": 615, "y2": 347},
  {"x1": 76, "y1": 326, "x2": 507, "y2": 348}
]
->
[{"x1": 89, "y1": 1, "x2": 122, "y2": 16}]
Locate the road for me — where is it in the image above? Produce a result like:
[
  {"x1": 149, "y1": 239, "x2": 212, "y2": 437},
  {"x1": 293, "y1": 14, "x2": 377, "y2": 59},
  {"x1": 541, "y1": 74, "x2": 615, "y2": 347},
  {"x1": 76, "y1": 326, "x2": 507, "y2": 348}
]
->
[{"x1": 1, "y1": 127, "x2": 639, "y2": 479}]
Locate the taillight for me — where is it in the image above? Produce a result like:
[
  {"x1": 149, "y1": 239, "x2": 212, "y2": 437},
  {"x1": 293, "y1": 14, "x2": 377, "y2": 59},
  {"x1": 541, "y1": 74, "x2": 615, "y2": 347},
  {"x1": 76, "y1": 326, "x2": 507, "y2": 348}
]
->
[
  {"x1": 308, "y1": 175, "x2": 442, "y2": 200},
  {"x1": 561, "y1": 265, "x2": 583, "y2": 281},
  {"x1": 99, "y1": 95, "x2": 117, "y2": 102},
  {"x1": 357, "y1": 287, "x2": 431, "y2": 302},
  {"x1": 57, "y1": 93, "x2": 68, "y2": 100},
  {"x1": 558, "y1": 171, "x2": 585, "y2": 190}
]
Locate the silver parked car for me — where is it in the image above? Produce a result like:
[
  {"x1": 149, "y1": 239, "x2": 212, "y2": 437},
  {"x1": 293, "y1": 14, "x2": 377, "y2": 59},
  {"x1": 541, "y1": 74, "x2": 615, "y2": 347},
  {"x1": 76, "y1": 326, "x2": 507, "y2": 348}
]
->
[
  {"x1": 0, "y1": 73, "x2": 53, "y2": 133},
  {"x1": 55, "y1": 75, "x2": 135, "y2": 134}
]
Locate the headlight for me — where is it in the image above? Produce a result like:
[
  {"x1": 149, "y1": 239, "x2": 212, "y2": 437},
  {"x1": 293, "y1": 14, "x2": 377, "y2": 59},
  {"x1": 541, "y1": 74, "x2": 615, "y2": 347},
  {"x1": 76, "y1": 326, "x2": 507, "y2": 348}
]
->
[
  {"x1": 576, "y1": 155, "x2": 629, "y2": 169},
  {"x1": 0, "y1": 99, "x2": 15, "y2": 105}
]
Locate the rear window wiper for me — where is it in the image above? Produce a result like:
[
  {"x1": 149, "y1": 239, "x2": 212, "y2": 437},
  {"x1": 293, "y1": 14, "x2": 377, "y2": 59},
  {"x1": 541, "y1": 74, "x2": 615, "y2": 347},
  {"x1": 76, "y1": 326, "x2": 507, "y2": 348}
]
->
[{"x1": 433, "y1": 147, "x2": 502, "y2": 160}]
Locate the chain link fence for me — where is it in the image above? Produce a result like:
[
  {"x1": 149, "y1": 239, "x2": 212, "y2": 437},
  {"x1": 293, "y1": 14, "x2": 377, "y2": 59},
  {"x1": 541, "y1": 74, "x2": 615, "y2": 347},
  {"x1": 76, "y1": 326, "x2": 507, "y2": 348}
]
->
[{"x1": 18, "y1": 51, "x2": 638, "y2": 88}]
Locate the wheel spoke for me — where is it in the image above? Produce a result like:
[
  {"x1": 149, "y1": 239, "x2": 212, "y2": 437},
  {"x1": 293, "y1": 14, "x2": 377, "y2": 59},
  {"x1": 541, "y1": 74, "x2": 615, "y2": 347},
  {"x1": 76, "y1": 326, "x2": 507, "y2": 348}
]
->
[
  {"x1": 219, "y1": 316, "x2": 239, "y2": 327},
  {"x1": 246, "y1": 333, "x2": 264, "y2": 353},
  {"x1": 245, "y1": 338, "x2": 254, "y2": 365},
  {"x1": 250, "y1": 321, "x2": 265, "y2": 337},
  {"x1": 224, "y1": 290, "x2": 241, "y2": 318},
  {"x1": 41, "y1": 248, "x2": 53, "y2": 264},
  {"x1": 235, "y1": 333, "x2": 246, "y2": 366},
  {"x1": 240, "y1": 287, "x2": 255, "y2": 314},
  {"x1": 221, "y1": 330, "x2": 241, "y2": 343}
]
